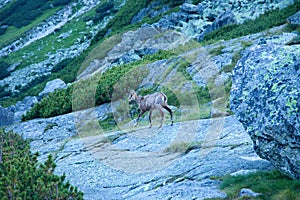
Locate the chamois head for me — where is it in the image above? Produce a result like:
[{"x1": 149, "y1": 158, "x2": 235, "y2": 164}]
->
[{"x1": 128, "y1": 90, "x2": 137, "y2": 103}]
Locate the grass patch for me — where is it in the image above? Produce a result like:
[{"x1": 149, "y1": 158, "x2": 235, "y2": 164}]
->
[
  {"x1": 98, "y1": 114, "x2": 119, "y2": 133},
  {"x1": 1, "y1": 13, "x2": 89, "y2": 70},
  {"x1": 218, "y1": 170, "x2": 300, "y2": 200},
  {"x1": 0, "y1": 0, "x2": 71, "y2": 48},
  {"x1": 0, "y1": 6, "x2": 61, "y2": 49},
  {"x1": 208, "y1": 45, "x2": 225, "y2": 57},
  {"x1": 164, "y1": 141, "x2": 203, "y2": 153},
  {"x1": 78, "y1": 33, "x2": 123, "y2": 76}
]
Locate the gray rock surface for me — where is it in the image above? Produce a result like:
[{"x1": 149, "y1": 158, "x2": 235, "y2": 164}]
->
[
  {"x1": 131, "y1": 1, "x2": 170, "y2": 24},
  {"x1": 0, "y1": 105, "x2": 14, "y2": 126},
  {"x1": 39, "y1": 78, "x2": 67, "y2": 97},
  {"x1": 230, "y1": 43, "x2": 300, "y2": 180},
  {"x1": 239, "y1": 188, "x2": 261, "y2": 198},
  {"x1": 288, "y1": 10, "x2": 300, "y2": 25},
  {"x1": 12, "y1": 96, "x2": 39, "y2": 122},
  {"x1": 0, "y1": 96, "x2": 38, "y2": 126},
  {"x1": 78, "y1": 26, "x2": 189, "y2": 80},
  {"x1": 154, "y1": 0, "x2": 295, "y2": 40},
  {"x1": 7, "y1": 112, "x2": 273, "y2": 199}
]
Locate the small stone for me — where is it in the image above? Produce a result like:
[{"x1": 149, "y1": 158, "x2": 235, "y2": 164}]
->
[{"x1": 239, "y1": 188, "x2": 261, "y2": 197}]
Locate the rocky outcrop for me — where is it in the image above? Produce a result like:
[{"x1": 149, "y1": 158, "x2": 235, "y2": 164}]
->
[
  {"x1": 154, "y1": 0, "x2": 295, "y2": 40},
  {"x1": 0, "y1": 96, "x2": 38, "y2": 127},
  {"x1": 230, "y1": 44, "x2": 300, "y2": 180},
  {"x1": 131, "y1": 1, "x2": 170, "y2": 24},
  {"x1": 8, "y1": 96, "x2": 38, "y2": 123},
  {"x1": 0, "y1": 79, "x2": 67, "y2": 127},
  {"x1": 78, "y1": 25, "x2": 189, "y2": 80},
  {"x1": 7, "y1": 111, "x2": 273, "y2": 199}
]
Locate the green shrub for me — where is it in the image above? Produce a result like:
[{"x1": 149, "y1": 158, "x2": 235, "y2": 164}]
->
[
  {"x1": 0, "y1": 60, "x2": 10, "y2": 79},
  {"x1": 93, "y1": 1, "x2": 117, "y2": 23},
  {"x1": 98, "y1": 113, "x2": 118, "y2": 132},
  {"x1": 0, "y1": 26, "x2": 7, "y2": 36},
  {"x1": 51, "y1": 58, "x2": 72, "y2": 73},
  {"x1": 22, "y1": 50, "x2": 174, "y2": 120},
  {"x1": 0, "y1": 85, "x2": 11, "y2": 99},
  {"x1": 0, "y1": 129, "x2": 83, "y2": 199},
  {"x1": 22, "y1": 86, "x2": 73, "y2": 121}
]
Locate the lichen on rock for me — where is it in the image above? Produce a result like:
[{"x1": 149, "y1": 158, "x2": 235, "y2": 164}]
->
[{"x1": 230, "y1": 43, "x2": 300, "y2": 180}]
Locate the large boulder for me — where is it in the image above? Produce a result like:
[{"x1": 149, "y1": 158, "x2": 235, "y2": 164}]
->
[
  {"x1": 39, "y1": 78, "x2": 67, "y2": 98},
  {"x1": 230, "y1": 44, "x2": 300, "y2": 180}
]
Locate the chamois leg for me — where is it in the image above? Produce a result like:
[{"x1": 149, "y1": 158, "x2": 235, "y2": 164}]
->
[
  {"x1": 149, "y1": 110, "x2": 153, "y2": 128},
  {"x1": 163, "y1": 105, "x2": 173, "y2": 126},
  {"x1": 135, "y1": 110, "x2": 145, "y2": 127},
  {"x1": 157, "y1": 105, "x2": 164, "y2": 128}
]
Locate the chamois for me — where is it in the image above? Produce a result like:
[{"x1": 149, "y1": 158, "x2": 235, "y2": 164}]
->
[{"x1": 128, "y1": 90, "x2": 174, "y2": 128}]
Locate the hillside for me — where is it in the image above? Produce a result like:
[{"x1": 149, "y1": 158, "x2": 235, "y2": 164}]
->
[{"x1": 1, "y1": 0, "x2": 300, "y2": 199}]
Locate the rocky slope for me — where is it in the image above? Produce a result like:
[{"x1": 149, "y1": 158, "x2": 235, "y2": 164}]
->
[
  {"x1": 0, "y1": 0, "x2": 296, "y2": 93},
  {"x1": 7, "y1": 111, "x2": 272, "y2": 199},
  {"x1": 0, "y1": 0, "x2": 115, "y2": 93},
  {"x1": 3, "y1": 25, "x2": 297, "y2": 198},
  {"x1": 1, "y1": 0, "x2": 300, "y2": 199}
]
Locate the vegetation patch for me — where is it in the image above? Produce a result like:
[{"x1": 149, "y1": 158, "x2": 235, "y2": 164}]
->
[
  {"x1": 192, "y1": 0, "x2": 204, "y2": 5},
  {"x1": 22, "y1": 50, "x2": 174, "y2": 121},
  {"x1": 203, "y1": 0, "x2": 300, "y2": 43},
  {"x1": 164, "y1": 141, "x2": 203, "y2": 153},
  {"x1": 98, "y1": 114, "x2": 119, "y2": 133},
  {"x1": 0, "y1": 2, "x2": 64, "y2": 49},
  {"x1": 0, "y1": 129, "x2": 83, "y2": 199},
  {"x1": 92, "y1": 0, "x2": 184, "y2": 44},
  {"x1": 208, "y1": 45, "x2": 225, "y2": 57},
  {"x1": 0, "y1": 61, "x2": 10, "y2": 79},
  {"x1": 0, "y1": 0, "x2": 70, "y2": 30},
  {"x1": 216, "y1": 170, "x2": 300, "y2": 200}
]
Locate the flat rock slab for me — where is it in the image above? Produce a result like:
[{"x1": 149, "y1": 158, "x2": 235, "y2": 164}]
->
[
  {"x1": 49, "y1": 116, "x2": 272, "y2": 199},
  {"x1": 7, "y1": 98, "x2": 273, "y2": 199},
  {"x1": 7, "y1": 106, "x2": 272, "y2": 199}
]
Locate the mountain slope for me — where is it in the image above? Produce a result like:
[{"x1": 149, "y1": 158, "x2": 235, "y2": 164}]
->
[{"x1": 1, "y1": 0, "x2": 300, "y2": 199}]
